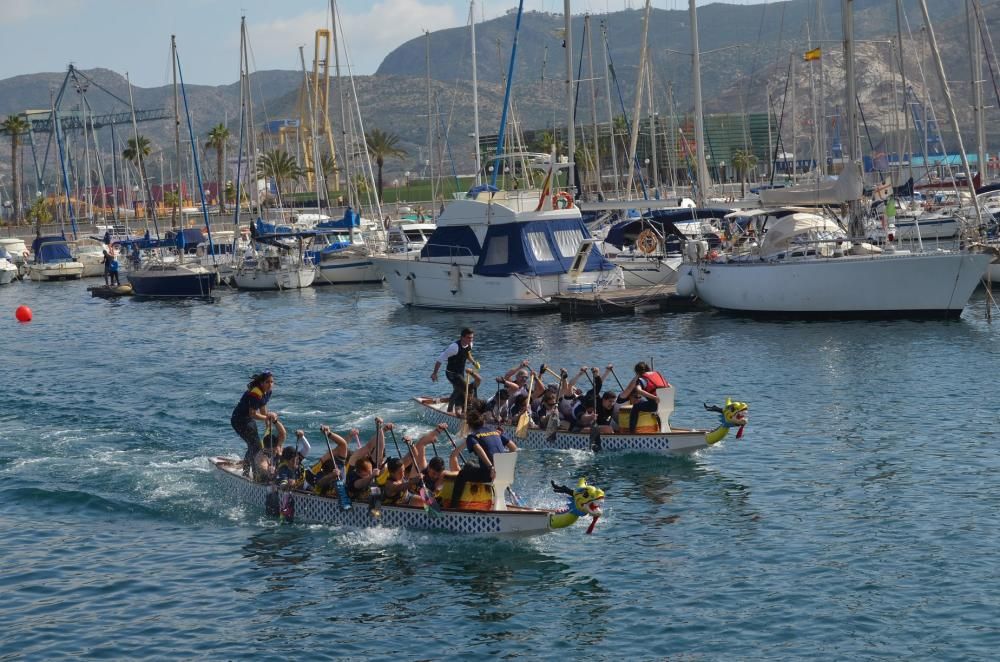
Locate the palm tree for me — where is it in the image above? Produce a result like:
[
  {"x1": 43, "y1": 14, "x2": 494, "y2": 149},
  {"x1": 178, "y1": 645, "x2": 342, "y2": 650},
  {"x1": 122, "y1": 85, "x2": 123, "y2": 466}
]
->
[
  {"x1": 205, "y1": 124, "x2": 230, "y2": 215},
  {"x1": 731, "y1": 149, "x2": 759, "y2": 199},
  {"x1": 123, "y1": 135, "x2": 153, "y2": 214},
  {"x1": 1, "y1": 115, "x2": 30, "y2": 224},
  {"x1": 163, "y1": 190, "x2": 181, "y2": 227},
  {"x1": 256, "y1": 149, "x2": 304, "y2": 203},
  {"x1": 364, "y1": 128, "x2": 407, "y2": 203}
]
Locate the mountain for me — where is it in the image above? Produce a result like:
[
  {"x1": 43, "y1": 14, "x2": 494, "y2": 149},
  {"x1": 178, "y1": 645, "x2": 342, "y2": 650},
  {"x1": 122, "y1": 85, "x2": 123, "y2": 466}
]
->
[{"x1": 0, "y1": 0, "x2": 994, "y2": 187}]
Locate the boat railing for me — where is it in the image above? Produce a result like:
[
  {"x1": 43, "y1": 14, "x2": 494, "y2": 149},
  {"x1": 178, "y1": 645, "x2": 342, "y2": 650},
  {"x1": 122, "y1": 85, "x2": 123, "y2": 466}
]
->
[{"x1": 418, "y1": 244, "x2": 476, "y2": 261}]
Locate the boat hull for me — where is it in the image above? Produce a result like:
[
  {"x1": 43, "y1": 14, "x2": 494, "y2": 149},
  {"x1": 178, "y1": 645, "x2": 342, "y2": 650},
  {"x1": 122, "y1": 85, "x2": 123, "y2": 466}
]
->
[
  {"x1": 374, "y1": 255, "x2": 621, "y2": 311},
  {"x1": 682, "y1": 251, "x2": 991, "y2": 318},
  {"x1": 613, "y1": 255, "x2": 682, "y2": 288},
  {"x1": 234, "y1": 266, "x2": 316, "y2": 290},
  {"x1": 211, "y1": 457, "x2": 559, "y2": 536},
  {"x1": 414, "y1": 397, "x2": 715, "y2": 454},
  {"x1": 29, "y1": 262, "x2": 85, "y2": 281},
  {"x1": 315, "y1": 258, "x2": 383, "y2": 284},
  {"x1": 128, "y1": 268, "x2": 216, "y2": 298}
]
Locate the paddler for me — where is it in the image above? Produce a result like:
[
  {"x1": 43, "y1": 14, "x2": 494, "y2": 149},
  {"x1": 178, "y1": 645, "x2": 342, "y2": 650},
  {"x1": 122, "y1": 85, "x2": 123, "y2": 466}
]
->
[
  {"x1": 448, "y1": 409, "x2": 517, "y2": 509},
  {"x1": 230, "y1": 371, "x2": 277, "y2": 477},
  {"x1": 431, "y1": 327, "x2": 476, "y2": 415}
]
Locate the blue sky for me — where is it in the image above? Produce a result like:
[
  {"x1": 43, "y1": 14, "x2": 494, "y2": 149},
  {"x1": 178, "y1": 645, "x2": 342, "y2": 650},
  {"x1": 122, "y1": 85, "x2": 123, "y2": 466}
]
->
[{"x1": 0, "y1": 0, "x2": 767, "y2": 86}]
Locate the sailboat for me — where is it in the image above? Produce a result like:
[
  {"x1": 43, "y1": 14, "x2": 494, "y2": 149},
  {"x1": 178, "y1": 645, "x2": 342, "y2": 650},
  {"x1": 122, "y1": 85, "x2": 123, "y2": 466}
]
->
[
  {"x1": 233, "y1": 220, "x2": 317, "y2": 290},
  {"x1": 127, "y1": 37, "x2": 216, "y2": 299},
  {"x1": 675, "y1": 0, "x2": 990, "y2": 318}
]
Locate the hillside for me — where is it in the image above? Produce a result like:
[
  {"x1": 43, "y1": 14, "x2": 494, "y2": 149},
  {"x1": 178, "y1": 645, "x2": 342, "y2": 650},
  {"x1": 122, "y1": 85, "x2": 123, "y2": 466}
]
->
[{"x1": 0, "y1": 0, "x2": 993, "y2": 188}]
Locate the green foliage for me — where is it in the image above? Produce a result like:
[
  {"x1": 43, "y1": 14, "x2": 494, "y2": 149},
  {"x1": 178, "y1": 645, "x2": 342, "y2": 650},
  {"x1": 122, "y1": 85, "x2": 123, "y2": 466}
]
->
[{"x1": 257, "y1": 149, "x2": 305, "y2": 201}]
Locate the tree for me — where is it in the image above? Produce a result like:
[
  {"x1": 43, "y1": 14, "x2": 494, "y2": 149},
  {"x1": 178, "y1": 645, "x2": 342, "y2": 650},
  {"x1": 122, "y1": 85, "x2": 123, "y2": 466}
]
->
[
  {"x1": 26, "y1": 195, "x2": 52, "y2": 232},
  {"x1": 364, "y1": 128, "x2": 407, "y2": 203},
  {"x1": 256, "y1": 149, "x2": 304, "y2": 203},
  {"x1": 1, "y1": 115, "x2": 30, "y2": 224},
  {"x1": 205, "y1": 124, "x2": 230, "y2": 215},
  {"x1": 163, "y1": 190, "x2": 181, "y2": 227},
  {"x1": 123, "y1": 135, "x2": 153, "y2": 215},
  {"x1": 731, "y1": 149, "x2": 759, "y2": 199}
]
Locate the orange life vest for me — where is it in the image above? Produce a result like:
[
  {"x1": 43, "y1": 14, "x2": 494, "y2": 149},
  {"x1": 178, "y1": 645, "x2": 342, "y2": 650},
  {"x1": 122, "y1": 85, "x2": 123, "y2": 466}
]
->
[{"x1": 642, "y1": 371, "x2": 668, "y2": 391}]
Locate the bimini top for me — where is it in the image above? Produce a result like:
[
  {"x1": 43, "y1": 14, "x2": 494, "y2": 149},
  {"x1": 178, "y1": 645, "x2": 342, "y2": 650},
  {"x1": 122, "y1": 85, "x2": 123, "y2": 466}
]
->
[
  {"x1": 32, "y1": 236, "x2": 74, "y2": 264},
  {"x1": 605, "y1": 207, "x2": 733, "y2": 249}
]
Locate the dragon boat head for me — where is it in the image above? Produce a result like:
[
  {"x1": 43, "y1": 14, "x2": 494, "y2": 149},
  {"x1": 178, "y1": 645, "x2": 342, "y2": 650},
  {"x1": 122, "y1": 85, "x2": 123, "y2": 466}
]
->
[
  {"x1": 703, "y1": 398, "x2": 750, "y2": 444},
  {"x1": 550, "y1": 478, "x2": 605, "y2": 533}
]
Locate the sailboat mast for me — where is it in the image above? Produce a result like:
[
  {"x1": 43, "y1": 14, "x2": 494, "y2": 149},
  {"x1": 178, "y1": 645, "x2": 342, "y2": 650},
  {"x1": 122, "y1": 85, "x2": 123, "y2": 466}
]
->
[
  {"x1": 564, "y1": 0, "x2": 575, "y2": 193},
  {"x1": 625, "y1": 0, "x2": 650, "y2": 198},
  {"x1": 894, "y1": 0, "x2": 913, "y2": 187},
  {"x1": 172, "y1": 35, "x2": 183, "y2": 239},
  {"x1": 426, "y1": 31, "x2": 435, "y2": 217},
  {"x1": 689, "y1": 0, "x2": 710, "y2": 206},
  {"x1": 300, "y1": 45, "x2": 325, "y2": 214},
  {"x1": 585, "y1": 14, "x2": 601, "y2": 198},
  {"x1": 917, "y1": 0, "x2": 984, "y2": 230},
  {"x1": 470, "y1": 1, "x2": 482, "y2": 186},
  {"x1": 968, "y1": 0, "x2": 986, "y2": 177},
  {"x1": 601, "y1": 21, "x2": 620, "y2": 198}
]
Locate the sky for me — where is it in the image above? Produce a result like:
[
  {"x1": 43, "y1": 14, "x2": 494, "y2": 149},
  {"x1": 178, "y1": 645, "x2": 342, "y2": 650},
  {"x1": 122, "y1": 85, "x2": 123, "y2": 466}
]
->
[{"x1": 0, "y1": 0, "x2": 768, "y2": 87}]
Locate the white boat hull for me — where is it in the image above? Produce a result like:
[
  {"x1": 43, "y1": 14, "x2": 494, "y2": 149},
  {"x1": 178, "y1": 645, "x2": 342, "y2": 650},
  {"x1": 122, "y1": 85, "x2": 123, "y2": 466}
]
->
[
  {"x1": 374, "y1": 255, "x2": 622, "y2": 311},
  {"x1": 211, "y1": 457, "x2": 565, "y2": 536},
  {"x1": 414, "y1": 398, "x2": 719, "y2": 454},
  {"x1": 681, "y1": 251, "x2": 990, "y2": 317},
  {"x1": 612, "y1": 255, "x2": 682, "y2": 288},
  {"x1": 894, "y1": 215, "x2": 960, "y2": 240},
  {"x1": 315, "y1": 257, "x2": 383, "y2": 284},
  {"x1": 29, "y1": 261, "x2": 85, "y2": 281},
  {"x1": 0, "y1": 264, "x2": 15, "y2": 285},
  {"x1": 234, "y1": 266, "x2": 315, "y2": 290}
]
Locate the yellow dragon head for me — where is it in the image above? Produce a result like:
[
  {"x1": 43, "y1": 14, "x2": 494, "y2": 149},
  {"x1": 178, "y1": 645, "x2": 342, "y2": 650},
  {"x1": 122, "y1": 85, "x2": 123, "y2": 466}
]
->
[
  {"x1": 704, "y1": 398, "x2": 749, "y2": 444},
  {"x1": 549, "y1": 478, "x2": 605, "y2": 532}
]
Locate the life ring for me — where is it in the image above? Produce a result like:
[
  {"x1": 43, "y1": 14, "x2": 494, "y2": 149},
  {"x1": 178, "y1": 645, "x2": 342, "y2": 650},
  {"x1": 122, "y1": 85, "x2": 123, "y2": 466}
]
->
[
  {"x1": 552, "y1": 191, "x2": 574, "y2": 209},
  {"x1": 636, "y1": 229, "x2": 658, "y2": 255}
]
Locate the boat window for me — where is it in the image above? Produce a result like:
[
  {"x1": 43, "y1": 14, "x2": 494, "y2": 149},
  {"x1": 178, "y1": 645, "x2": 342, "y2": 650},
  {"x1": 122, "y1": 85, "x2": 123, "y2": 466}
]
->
[
  {"x1": 526, "y1": 232, "x2": 555, "y2": 261},
  {"x1": 553, "y1": 229, "x2": 585, "y2": 258},
  {"x1": 482, "y1": 235, "x2": 508, "y2": 265}
]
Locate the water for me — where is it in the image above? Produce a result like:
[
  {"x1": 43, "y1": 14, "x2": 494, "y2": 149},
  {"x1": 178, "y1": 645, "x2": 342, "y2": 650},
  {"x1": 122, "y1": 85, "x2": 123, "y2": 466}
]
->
[{"x1": 2, "y1": 279, "x2": 1000, "y2": 659}]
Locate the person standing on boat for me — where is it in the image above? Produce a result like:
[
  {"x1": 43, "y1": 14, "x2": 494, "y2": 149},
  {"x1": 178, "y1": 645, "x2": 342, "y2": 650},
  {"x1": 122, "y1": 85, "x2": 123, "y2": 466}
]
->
[
  {"x1": 448, "y1": 409, "x2": 517, "y2": 509},
  {"x1": 231, "y1": 371, "x2": 277, "y2": 476},
  {"x1": 431, "y1": 327, "x2": 475, "y2": 415}
]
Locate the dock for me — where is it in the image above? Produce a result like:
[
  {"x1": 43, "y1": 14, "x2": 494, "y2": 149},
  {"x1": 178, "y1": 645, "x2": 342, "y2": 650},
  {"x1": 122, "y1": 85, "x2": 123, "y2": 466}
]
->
[{"x1": 552, "y1": 285, "x2": 706, "y2": 318}]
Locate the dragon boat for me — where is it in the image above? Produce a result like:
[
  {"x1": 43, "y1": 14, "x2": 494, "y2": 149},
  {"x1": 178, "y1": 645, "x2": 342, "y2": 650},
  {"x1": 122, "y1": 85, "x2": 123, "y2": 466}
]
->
[
  {"x1": 414, "y1": 385, "x2": 748, "y2": 454},
  {"x1": 210, "y1": 451, "x2": 604, "y2": 537}
]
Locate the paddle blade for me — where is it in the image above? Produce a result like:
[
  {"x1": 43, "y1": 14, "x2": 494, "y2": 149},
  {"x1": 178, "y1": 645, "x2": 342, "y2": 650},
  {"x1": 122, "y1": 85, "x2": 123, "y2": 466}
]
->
[{"x1": 515, "y1": 412, "x2": 529, "y2": 439}]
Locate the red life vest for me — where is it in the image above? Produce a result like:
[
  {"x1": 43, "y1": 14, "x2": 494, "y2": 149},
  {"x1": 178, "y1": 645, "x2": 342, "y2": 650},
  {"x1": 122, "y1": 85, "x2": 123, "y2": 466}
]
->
[{"x1": 642, "y1": 371, "x2": 668, "y2": 391}]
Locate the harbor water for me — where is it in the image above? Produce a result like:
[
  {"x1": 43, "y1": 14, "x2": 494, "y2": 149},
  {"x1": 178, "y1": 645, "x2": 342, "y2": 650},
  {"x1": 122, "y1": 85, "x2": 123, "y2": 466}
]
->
[{"x1": 2, "y1": 279, "x2": 999, "y2": 659}]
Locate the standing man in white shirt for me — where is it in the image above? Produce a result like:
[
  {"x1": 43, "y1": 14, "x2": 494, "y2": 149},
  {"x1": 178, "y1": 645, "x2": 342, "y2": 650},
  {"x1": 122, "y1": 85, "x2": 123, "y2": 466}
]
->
[{"x1": 431, "y1": 327, "x2": 475, "y2": 415}]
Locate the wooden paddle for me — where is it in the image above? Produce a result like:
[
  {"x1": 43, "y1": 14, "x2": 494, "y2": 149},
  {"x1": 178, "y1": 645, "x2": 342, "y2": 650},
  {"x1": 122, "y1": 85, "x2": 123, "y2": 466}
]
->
[
  {"x1": 401, "y1": 434, "x2": 442, "y2": 515},
  {"x1": 515, "y1": 372, "x2": 535, "y2": 439}
]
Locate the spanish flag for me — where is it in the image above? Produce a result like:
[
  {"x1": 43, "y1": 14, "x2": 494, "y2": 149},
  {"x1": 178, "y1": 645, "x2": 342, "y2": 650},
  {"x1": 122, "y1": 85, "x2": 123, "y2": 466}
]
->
[{"x1": 803, "y1": 47, "x2": 821, "y2": 61}]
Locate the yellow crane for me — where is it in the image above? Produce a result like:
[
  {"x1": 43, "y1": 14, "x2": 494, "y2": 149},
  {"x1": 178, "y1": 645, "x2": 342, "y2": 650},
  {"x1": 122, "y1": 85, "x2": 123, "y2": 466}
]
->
[{"x1": 297, "y1": 28, "x2": 339, "y2": 191}]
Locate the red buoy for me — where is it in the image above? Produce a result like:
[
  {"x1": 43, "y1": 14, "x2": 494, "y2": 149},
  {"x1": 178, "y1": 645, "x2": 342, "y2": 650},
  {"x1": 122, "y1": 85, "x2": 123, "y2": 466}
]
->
[{"x1": 15, "y1": 305, "x2": 32, "y2": 323}]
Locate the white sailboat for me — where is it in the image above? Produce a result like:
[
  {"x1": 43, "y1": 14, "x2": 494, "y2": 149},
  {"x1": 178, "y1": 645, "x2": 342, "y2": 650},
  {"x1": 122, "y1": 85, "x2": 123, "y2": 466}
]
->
[{"x1": 675, "y1": 0, "x2": 990, "y2": 318}]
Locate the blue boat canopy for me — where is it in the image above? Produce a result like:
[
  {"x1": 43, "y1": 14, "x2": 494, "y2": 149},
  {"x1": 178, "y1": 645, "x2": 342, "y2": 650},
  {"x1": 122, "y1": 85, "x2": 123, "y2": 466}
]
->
[
  {"x1": 315, "y1": 208, "x2": 360, "y2": 230},
  {"x1": 466, "y1": 184, "x2": 499, "y2": 198},
  {"x1": 475, "y1": 219, "x2": 614, "y2": 276},
  {"x1": 32, "y1": 236, "x2": 74, "y2": 264},
  {"x1": 605, "y1": 207, "x2": 731, "y2": 249}
]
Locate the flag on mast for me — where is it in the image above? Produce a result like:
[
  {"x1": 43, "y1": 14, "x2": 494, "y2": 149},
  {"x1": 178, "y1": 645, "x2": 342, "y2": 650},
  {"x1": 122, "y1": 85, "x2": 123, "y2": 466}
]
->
[{"x1": 803, "y1": 47, "x2": 821, "y2": 61}]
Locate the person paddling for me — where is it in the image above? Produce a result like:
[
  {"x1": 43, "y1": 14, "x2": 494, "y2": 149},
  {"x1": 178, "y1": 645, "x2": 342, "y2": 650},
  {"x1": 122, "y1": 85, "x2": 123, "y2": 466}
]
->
[
  {"x1": 231, "y1": 371, "x2": 277, "y2": 477},
  {"x1": 448, "y1": 409, "x2": 517, "y2": 509},
  {"x1": 431, "y1": 327, "x2": 475, "y2": 415}
]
